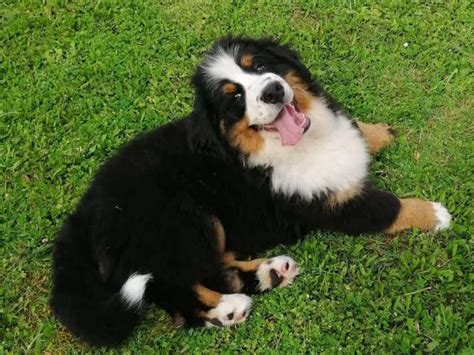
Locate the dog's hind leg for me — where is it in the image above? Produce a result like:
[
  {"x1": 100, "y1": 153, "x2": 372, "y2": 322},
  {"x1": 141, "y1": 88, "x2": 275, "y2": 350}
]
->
[
  {"x1": 143, "y1": 214, "x2": 253, "y2": 329},
  {"x1": 146, "y1": 280, "x2": 252, "y2": 329},
  {"x1": 211, "y1": 217, "x2": 300, "y2": 294},
  {"x1": 192, "y1": 284, "x2": 252, "y2": 328},
  {"x1": 222, "y1": 252, "x2": 300, "y2": 294}
]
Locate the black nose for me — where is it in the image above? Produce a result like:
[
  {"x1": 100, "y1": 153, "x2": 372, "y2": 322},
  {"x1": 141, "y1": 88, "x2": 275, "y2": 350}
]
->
[{"x1": 261, "y1": 81, "x2": 285, "y2": 104}]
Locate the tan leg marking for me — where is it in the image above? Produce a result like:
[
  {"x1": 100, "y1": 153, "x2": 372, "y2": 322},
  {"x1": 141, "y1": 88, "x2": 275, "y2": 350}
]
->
[
  {"x1": 222, "y1": 252, "x2": 267, "y2": 272},
  {"x1": 326, "y1": 183, "x2": 363, "y2": 209},
  {"x1": 224, "y1": 269, "x2": 244, "y2": 293},
  {"x1": 357, "y1": 121, "x2": 396, "y2": 154},
  {"x1": 193, "y1": 284, "x2": 222, "y2": 307},
  {"x1": 385, "y1": 198, "x2": 437, "y2": 233},
  {"x1": 197, "y1": 310, "x2": 211, "y2": 320},
  {"x1": 219, "y1": 120, "x2": 227, "y2": 135},
  {"x1": 211, "y1": 216, "x2": 225, "y2": 254}
]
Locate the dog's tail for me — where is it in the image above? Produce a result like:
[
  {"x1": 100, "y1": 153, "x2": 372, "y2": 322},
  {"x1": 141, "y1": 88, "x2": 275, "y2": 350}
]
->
[{"x1": 50, "y1": 215, "x2": 152, "y2": 347}]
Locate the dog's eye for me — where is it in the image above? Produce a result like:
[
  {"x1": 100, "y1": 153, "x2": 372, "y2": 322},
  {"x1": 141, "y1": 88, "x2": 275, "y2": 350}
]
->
[
  {"x1": 233, "y1": 93, "x2": 242, "y2": 101},
  {"x1": 255, "y1": 64, "x2": 266, "y2": 73}
]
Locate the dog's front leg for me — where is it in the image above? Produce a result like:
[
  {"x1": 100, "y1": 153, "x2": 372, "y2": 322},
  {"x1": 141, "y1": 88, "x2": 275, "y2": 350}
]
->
[
  {"x1": 321, "y1": 187, "x2": 451, "y2": 235},
  {"x1": 356, "y1": 121, "x2": 396, "y2": 154}
]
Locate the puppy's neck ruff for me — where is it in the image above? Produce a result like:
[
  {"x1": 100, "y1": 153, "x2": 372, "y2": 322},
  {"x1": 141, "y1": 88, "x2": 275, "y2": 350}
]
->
[{"x1": 247, "y1": 98, "x2": 370, "y2": 200}]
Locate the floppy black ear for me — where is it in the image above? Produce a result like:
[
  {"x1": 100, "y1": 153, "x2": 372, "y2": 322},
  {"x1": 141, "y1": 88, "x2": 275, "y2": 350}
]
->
[
  {"x1": 259, "y1": 38, "x2": 313, "y2": 84},
  {"x1": 188, "y1": 79, "x2": 229, "y2": 159},
  {"x1": 268, "y1": 42, "x2": 300, "y2": 62},
  {"x1": 252, "y1": 36, "x2": 297, "y2": 60}
]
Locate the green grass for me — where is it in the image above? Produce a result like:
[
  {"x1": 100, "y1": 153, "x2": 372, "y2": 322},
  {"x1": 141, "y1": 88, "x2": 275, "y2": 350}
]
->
[{"x1": 1, "y1": 0, "x2": 473, "y2": 352}]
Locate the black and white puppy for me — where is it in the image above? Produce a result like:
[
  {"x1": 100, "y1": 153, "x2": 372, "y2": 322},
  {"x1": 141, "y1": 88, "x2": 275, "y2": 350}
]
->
[{"x1": 51, "y1": 37, "x2": 451, "y2": 346}]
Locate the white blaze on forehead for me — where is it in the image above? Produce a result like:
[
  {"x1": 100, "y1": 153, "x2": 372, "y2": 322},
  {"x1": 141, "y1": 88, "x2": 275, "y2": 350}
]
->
[
  {"x1": 203, "y1": 47, "x2": 251, "y2": 86},
  {"x1": 202, "y1": 46, "x2": 255, "y2": 90},
  {"x1": 202, "y1": 46, "x2": 294, "y2": 126}
]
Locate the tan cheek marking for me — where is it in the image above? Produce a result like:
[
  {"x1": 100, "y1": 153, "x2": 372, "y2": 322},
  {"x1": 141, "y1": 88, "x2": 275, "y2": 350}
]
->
[
  {"x1": 357, "y1": 121, "x2": 395, "y2": 154},
  {"x1": 222, "y1": 83, "x2": 237, "y2": 95},
  {"x1": 326, "y1": 183, "x2": 363, "y2": 209},
  {"x1": 222, "y1": 252, "x2": 267, "y2": 272},
  {"x1": 241, "y1": 53, "x2": 253, "y2": 68},
  {"x1": 385, "y1": 198, "x2": 437, "y2": 233},
  {"x1": 284, "y1": 71, "x2": 314, "y2": 112},
  {"x1": 228, "y1": 116, "x2": 264, "y2": 155},
  {"x1": 193, "y1": 284, "x2": 222, "y2": 307}
]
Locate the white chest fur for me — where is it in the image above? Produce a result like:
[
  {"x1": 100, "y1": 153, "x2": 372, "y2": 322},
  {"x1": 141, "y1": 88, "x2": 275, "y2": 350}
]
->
[{"x1": 247, "y1": 99, "x2": 370, "y2": 201}]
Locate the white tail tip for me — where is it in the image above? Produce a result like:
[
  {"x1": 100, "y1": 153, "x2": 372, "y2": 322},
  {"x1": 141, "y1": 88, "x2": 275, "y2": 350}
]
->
[{"x1": 120, "y1": 273, "x2": 153, "y2": 308}]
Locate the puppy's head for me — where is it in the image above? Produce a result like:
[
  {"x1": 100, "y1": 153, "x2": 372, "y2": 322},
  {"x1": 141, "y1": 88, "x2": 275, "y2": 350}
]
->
[{"x1": 192, "y1": 37, "x2": 316, "y2": 156}]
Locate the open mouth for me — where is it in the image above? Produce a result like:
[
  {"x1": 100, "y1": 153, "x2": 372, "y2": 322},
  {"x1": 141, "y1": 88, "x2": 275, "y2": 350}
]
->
[{"x1": 252, "y1": 103, "x2": 311, "y2": 146}]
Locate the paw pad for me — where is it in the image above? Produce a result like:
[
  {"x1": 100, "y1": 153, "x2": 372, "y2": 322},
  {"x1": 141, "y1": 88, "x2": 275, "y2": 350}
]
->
[
  {"x1": 205, "y1": 294, "x2": 252, "y2": 328},
  {"x1": 256, "y1": 255, "x2": 300, "y2": 292}
]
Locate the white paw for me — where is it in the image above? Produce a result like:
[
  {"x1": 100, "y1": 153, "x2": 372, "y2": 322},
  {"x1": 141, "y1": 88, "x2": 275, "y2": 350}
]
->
[
  {"x1": 431, "y1": 202, "x2": 451, "y2": 231},
  {"x1": 256, "y1": 255, "x2": 300, "y2": 292},
  {"x1": 205, "y1": 294, "x2": 252, "y2": 328}
]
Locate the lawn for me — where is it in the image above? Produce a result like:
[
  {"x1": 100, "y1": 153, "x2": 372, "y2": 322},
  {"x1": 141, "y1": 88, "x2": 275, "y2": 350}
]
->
[{"x1": 1, "y1": 0, "x2": 473, "y2": 353}]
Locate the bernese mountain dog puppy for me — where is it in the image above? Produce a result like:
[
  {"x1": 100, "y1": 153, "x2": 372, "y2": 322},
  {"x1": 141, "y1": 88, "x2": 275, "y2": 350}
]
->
[{"x1": 51, "y1": 36, "x2": 451, "y2": 346}]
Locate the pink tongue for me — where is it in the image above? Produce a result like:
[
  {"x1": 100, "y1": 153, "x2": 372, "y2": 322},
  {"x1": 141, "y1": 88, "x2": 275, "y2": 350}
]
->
[{"x1": 269, "y1": 104, "x2": 309, "y2": 146}]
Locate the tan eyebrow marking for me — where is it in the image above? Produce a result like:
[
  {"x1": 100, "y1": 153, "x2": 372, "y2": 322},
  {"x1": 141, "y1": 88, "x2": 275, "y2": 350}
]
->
[
  {"x1": 240, "y1": 53, "x2": 253, "y2": 68},
  {"x1": 222, "y1": 83, "x2": 237, "y2": 94}
]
